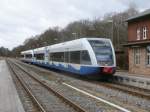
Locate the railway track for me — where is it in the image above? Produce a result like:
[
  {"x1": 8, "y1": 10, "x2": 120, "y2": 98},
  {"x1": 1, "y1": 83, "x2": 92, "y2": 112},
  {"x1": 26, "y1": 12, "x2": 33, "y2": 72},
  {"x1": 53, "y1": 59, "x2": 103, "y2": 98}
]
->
[
  {"x1": 17, "y1": 59, "x2": 150, "y2": 100},
  {"x1": 7, "y1": 59, "x2": 129, "y2": 112},
  {"x1": 9, "y1": 59, "x2": 150, "y2": 111},
  {"x1": 96, "y1": 82, "x2": 150, "y2": 100},
  {"x1": 7, "y1": 60, "x2": 86, "y2": 112},
  {"x1": 8, "y1": 61, "x2": 45, "y2": 112}
]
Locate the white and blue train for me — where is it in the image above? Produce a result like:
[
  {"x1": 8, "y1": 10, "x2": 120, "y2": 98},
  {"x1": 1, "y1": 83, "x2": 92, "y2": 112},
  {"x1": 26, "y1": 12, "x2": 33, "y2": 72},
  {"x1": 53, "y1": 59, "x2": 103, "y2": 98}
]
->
[{"x1": 21, "y1": 38, "x2": 116, "y2": 78}]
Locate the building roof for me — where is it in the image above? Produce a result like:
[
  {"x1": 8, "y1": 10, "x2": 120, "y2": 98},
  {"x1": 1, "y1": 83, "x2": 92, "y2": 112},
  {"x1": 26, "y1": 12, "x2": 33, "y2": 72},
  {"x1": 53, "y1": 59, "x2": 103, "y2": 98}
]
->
[
  {"x1": 126, "y1": 9, "x2": 150, "y2": 22},
  {"x1": 123, "y1": 40, "x2": 150, "y2": 47}
]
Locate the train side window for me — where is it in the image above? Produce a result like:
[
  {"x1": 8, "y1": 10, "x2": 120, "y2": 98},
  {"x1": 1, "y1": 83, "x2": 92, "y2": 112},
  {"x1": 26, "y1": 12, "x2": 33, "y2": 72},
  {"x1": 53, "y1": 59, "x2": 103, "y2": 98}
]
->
[
  {"x1": 64, "y1": 52, "x2": 69, "y2": 63},
  {"x1": 21, "y1": 55, "x2": 24, "y2": 58},
  {"x1": 50, "y1": 52, "x2": 64, "y2": 62},
  {"x1": 25, "y1": 54, "x2": 32, "y2": 59},
  {"x1": 81, "y1": 50, "x2": 91, "y2": 65},
  {"x1": 58, "y1": 52, "x2": 64, "y2": 62},
  {"x1": 35, "y1": 53, "x2": 44, "y2": 60},
  {"x1": 70, "y1": 51, "x2": 80, "y2": 64},
  {"x1": 50, "y1": 53, "x2": 53, "y2": 61}
]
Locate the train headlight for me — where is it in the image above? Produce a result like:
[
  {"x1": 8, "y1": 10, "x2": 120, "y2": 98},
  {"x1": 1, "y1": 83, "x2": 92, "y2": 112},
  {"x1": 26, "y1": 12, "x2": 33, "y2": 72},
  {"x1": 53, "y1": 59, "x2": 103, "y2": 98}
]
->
[
  {"x1": 98, "y1": 61, "x2": 112, "y2": 66},
  {"x1": 103, "y1": 67, "x2": 113, "y2": 74}
]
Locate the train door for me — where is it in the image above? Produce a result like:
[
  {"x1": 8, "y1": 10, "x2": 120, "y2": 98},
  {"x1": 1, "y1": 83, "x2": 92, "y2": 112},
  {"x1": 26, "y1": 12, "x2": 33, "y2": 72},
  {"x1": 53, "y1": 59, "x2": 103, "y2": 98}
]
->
[
  {"x1": 32, "y1": 50, "x2": 35, "y2": 62},
  {"x1": 44, "y1": 47, "x2": 49, "y2": 64},
  {"x1": 64, "y1": 51, "x2": 69, "y2": 68}
]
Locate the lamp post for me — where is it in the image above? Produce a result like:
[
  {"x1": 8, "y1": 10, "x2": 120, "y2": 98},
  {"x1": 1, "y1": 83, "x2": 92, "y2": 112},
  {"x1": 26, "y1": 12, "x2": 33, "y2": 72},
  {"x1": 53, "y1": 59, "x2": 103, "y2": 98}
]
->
[
  {"x1": 43, "y1": 42, "x2": 47, "y2": 46},
  {"x1": 72, "y1": 32, "x2": 77, "y2": 39},
  {"x1": 54, "y1": 38, "x2": 58, "y2": 44},
  {"x1": 105, "y1": 20, "x2": 113, "y2": 44}
]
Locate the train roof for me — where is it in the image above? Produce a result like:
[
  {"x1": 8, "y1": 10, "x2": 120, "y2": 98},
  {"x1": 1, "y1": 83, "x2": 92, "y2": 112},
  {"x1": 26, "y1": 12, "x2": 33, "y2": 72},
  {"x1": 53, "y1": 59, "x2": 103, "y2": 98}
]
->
[
  {"x1": 21, "y1": 37, "x2": 111, "y2": 54},
  {"x1": 47, "y1": 38, "x2": 110, "y2": 52},
  {"x1": 47, "y1": 37, "x2": 111, "y2": 49},
  {"x1": 21, "y1": 49, "x2": 33, "y2": 55}
]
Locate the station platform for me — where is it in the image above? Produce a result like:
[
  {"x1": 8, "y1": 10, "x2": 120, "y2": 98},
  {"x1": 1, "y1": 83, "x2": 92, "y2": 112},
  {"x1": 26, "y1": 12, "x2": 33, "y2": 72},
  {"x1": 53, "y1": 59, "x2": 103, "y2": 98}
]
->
[
  {"x1": 116, "y1": 70, "x2": 150, "y2": 79},
  {"x1": 0, "y1": 60, "x2": 25, "y2": 112},
  {"x1": 114, "y1": 71, "x2": 150, "y2": 90}
]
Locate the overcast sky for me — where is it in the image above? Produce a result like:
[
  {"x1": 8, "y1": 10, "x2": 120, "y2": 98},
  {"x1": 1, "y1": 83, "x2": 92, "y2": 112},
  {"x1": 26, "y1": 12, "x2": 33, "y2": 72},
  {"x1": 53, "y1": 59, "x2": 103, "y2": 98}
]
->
[{"x1": 0, "y1": 0, "x2": 149, "y2": 50}]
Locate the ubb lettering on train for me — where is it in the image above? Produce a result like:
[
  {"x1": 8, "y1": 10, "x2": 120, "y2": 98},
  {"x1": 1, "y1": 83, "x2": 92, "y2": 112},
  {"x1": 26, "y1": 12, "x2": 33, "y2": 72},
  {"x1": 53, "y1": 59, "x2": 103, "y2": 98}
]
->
[{"x1": 21, "y1": 38, "x2": 116, "y2": 78}]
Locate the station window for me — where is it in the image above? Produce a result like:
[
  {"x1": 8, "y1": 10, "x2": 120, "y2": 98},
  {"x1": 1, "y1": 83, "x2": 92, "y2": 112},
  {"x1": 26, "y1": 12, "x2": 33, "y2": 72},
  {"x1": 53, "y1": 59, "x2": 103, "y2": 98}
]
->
[
  {"x1": 136, "y1": 28, "x2": 140, "y2": 40},
  {"x1": 134, "y1": 48, "x2": 140, "y2": 65},
  {"x1": 35, "y1": 53, "x2": 44, "y2": 60},
  {"x1": 81, "y1": 50, "x2": 91, "y2": 65},
  {"x1": 146, "y1": 46, "x2": 150, "y2": 65},
  {"x1": 70, "y1": 51, "x2": 80, "y2": 64},
  {"x1": 143, "y1": 27, "x2": 148, "y2": 40}
]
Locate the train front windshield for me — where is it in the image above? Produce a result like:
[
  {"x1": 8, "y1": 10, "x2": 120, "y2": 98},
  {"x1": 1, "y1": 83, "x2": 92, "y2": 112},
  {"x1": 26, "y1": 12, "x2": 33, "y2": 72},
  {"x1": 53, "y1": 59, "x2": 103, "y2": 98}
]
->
[{"x1": 89, "y1": 40, "x2": 114, "y2": 66}]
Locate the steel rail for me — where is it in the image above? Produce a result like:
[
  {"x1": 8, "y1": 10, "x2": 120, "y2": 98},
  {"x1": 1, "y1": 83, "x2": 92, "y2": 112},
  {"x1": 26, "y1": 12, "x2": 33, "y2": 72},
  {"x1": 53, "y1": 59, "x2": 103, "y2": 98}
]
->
[
  {"x1": 97, "y1": 82, "x2": 150, "y2": 100},
  {"x1": 7, "y1": 61, "x2": 46, "y2": 112},
  {"x1": 8, "y1": 59, "x2": 87, "y2": 112},
  {"x1": 14, "y1": 59, "x2": 150, "y2": 100}
]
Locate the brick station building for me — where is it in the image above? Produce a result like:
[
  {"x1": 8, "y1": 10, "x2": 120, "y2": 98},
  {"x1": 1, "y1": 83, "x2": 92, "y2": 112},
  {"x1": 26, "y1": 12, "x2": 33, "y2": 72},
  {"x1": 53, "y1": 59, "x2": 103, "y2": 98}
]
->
[{"x1": 125, "y1": 9, "x2": 150, "y2": 76}]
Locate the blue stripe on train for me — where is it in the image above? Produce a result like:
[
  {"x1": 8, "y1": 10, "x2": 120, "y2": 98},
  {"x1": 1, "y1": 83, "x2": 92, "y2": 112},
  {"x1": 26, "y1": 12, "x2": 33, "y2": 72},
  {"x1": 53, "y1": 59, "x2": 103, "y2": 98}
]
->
[{"x1": 31, "y1": 61, "x2": 101, "y2": 75}]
